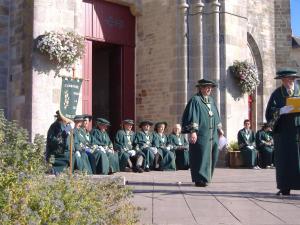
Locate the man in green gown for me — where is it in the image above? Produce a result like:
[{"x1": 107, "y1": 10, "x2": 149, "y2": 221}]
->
[
  {"x1": 46, "y1": 111, "x2": 75, "y2": 174},
  {"x1": 182, "y1": 79, "x2": 221, "y2": 187},
  {"x1": 237, "y1": 119, "x2": 260, "y2": 169},
  {"x1": 255, "y1": 123, "x2": 274, "y2": 168},
  {"x1": 266, "y1": 68, "x2": 300, "y2": 195},
  {"x1": 76, "y1": 115, "x2": 110, "y2": 175},
  {"x1": 168, "y1": 124, "x2": 189, "y2": 170},
  {"x1": 114, "y1": 119, "x2": 145, "y2": 173},
  {"x1": 91, "y1": 118, "x2": 120, "y2": 174},
  {"x1": 72, "y1": 115, "x2": 93, "y2": 174}
]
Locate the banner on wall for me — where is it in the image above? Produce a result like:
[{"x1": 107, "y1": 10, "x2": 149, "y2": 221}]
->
[{"x1": 60, "y1": 77, "x2": 82, "y2": 119}]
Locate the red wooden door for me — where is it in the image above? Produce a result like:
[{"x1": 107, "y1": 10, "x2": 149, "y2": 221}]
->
[{"x1": 82, "y1": 0, "x2": 135, "y2": 130}]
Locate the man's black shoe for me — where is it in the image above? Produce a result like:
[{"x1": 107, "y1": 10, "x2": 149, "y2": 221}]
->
[
  {"x1": 144, "y1": 168, "x2": 150, "y2": 172},
  {"x1": 135, "y1": 166, "x2": 144, "y2": 173},
  {"x1": 276, "y1": 189, "x2": 290, "y2": 196},
  {"x1": 195, "y1": 181, "x2": 207, "y2": 187}
]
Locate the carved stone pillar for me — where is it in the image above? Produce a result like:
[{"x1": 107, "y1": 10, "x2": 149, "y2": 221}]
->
[
  {"x1": 188, "y1": 0, "x2": 204, "y2": 98},
  {"x1": 211, "y1": 0, "x2": 221, "y2": 109},
  {"x1": 176, "y1": 0, "x2": 189, "y2": 117}
]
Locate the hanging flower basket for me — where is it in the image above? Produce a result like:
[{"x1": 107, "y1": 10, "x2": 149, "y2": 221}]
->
[
  {"x1": 229, "y1": 60, "x2": 260, "y2": 95},
  {"x1": 36, "y1": 31, "x2": 85, "y2": 69}
]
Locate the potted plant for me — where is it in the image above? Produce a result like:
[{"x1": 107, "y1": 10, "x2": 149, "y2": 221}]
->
[
  {"x1": 36, "y1": 30, "x2": 85, "y2": 70},
  {"x1": 228, "y1": 140, "x2": 243, "y2": 168},
  {"x1": 229, "y1": 60, "x2": 260, "y2": 95}
]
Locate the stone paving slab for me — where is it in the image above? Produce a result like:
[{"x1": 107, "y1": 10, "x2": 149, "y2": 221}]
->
[{"x1": 117, "y1": 168, "x2": 300, "y2": 225}]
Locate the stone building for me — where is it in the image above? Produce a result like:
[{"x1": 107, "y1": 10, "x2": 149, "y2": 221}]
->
[
  {"x1": 291, "y1": 36, "x2": 300, "y2": 69},
  {"x1": 0, "y1": 0, "x2": 295, "y2": 141}
]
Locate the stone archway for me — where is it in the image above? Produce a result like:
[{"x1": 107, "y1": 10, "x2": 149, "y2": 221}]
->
[{"x1": 247, "y1": 32, "x2": 264, "y2": 131}]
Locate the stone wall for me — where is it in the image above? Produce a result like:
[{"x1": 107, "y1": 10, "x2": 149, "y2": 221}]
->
[
  {"x1": 274, "y1": 0, "x2": 292, "y2": 69},
  {"x1": 218, "y1": 0, "x2": 277, "y2": 142},
  {"x1": 0, "y1": 0, "x2": 9, "y2": 116},
  {"x1": 247, "y1": 0, "x2": 276, "y2": 130},
  {"x1": 135, "y1": 0, "x2": 179, "y2": 127},
  {"x1": 219, "y1": 0, "x2": 249, "y2": 141},
  {"x1": 31, "y1": 0, "x2": 82, "y2": 138},
  {"x1": 9, "y1": 0, "x2": 34, "y2": 130}
]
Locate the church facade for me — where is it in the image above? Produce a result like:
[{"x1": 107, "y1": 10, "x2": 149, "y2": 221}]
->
[{"x1": 0, "y1": 0, "x2": 295, "y2": 141}]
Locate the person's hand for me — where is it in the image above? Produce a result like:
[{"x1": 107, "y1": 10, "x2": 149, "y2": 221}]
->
[
  {"x1": 279, "y1": 105, "x2": 294, "y2": 115},
  {"x1": 128, "y1": 150, "x2": 136, "y2": 157},
  {"x1": 189, "y1": 132, "x2": 197, "y2": 144}
]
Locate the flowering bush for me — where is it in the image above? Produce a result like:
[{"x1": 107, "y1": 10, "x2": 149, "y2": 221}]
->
[
  {"x1": 229, "y1": 60, "x2": 260, "y2": 95},
  {"x1": 36, "y1": 31, "x2": 85, "y2": 69},
  {"x1": 0, "y1": 111, "x2": 139, "y2": 224}
]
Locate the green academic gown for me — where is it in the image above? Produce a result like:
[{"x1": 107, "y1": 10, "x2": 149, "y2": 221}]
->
[
  {"x1": 133, "y1": 131, "x2": 156, "y2": 169},
  {"x1": 72, "y1": 128, "x2": 93, "y2": 174},
  {"x1": 168, "y1": 133, "x2": 190, "y2": 170},
  {"x1": 114, "y1": 129, "x2": 145, "y2": 171},
  {"x1": 77, "y1": 128, "x2": 109, "y2": 175},
  {"x1": 181, "y1": 93, "x2": 220, "y2": 183},
  {"x1": 255, "y1": 129, "x2": 274, "y2": 168},
  {"x1": 90, "y1": 128, "x2": 120, "y2": 173},
  {"x1": 46, "y1": 120, "x2": 75, "y2": 174},
  {"x1": 237, "y1": 128, "x2": 258, "y2": 167},
  {"x1": 152, "y1": 132, "x2": 176, "y2": 171},
  {"x1": 266, "y1": 85, "x2": 300, "y2": 190}
]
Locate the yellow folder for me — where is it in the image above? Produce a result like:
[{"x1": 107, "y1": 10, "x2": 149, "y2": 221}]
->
[{"x1": 286, "y1": 97, "x2": 300, "y2": 113}]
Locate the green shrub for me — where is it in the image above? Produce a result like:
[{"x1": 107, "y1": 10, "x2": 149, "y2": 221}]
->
[
  {"x1": 228, "y1": 140, "x2": 239, "y2": 151},
  {"x1": 1, "y1": 174, "x2": 138, "y2": 225},
  {"x1": 0, "y1": 111, "x2": 138, "y2": 224}
]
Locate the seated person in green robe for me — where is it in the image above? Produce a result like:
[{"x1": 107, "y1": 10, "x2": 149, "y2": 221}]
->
[
  {"x1": 114, "y1": 119, "x2": 145, "y2": 173},
  {"x1": 76, "y1": 115, "x2": 110, "y2": 175},
  {"x1": 133, "y1": 120, "x2": 158, "y2": 172},
  {"x1": 91, "y1": 118, "x2": 120, "y2": 174},
  {"x1": 72, "y1": 115, "x2": 93, "y2": 174},
  {"x1": 153, "y1": 122, "x2": 176, "y2": 171},
  {"x1": 168, "y1": 124, "x2": 189, "y2": 170},
  {"x1": 255, "y1": 123, "x2": 274, "y2": 169},
  {"x1": 46, "y1": 110, "x2": 75, "y2": 174},
  {"x1": 237, "y1": 119, "x2": 260, "y2": 169}
]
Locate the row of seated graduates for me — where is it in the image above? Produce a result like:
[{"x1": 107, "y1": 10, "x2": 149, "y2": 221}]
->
[{"x1": 46, "y1": 112, "x2": 190, "y2": 174}]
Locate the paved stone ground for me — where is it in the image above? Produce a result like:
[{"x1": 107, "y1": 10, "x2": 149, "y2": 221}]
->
[{"x1": 117, "y1": 168, "x2": 300, "y2": 225}]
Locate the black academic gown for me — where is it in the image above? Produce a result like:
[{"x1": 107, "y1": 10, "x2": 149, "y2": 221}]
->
[{"x1": 266, "y1": 85, "x2": 300, "y2": 190}]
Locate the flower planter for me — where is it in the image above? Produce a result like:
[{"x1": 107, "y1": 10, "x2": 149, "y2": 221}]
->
[{"x1": 229, "y1": 151, "x2": 243, "y2": 168}]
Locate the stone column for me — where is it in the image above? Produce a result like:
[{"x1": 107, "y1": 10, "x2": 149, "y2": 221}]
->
[
  {"x1": 188, "y1": 0, "x2": 204, "y2": 98},
  {"x1": 176, "y1": 0, "x2": 189, "y2": 119},
  {"x1": 211, "y1": 0, "x2": 221, "y2": 110}
]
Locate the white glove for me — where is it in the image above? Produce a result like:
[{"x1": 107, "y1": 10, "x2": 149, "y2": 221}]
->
[
  {"x1": 98, "y1": 146, "x2": 106, "y2": 153},
  {"x1": 166, "y1": 146, "x2": 171, "y2": 151},
  {"x1": 107, "y1": 148, "x2": 114, "y2": 153},
  {"x1": 84, "y1": 147, "x2": 92, "y2": 153},
  {"x1": 75, "y1": 151, "x2": 81, "y2": 157},
  {"x1": 64, "y1": 123, "x2": 74, "y2": 134},
  {"x1": 247, "y1": 145, "x2": 254, "y2": 150},
  {"x1": 279, "y1": 105, "x2": 294, "y2": 115},
  {"x1": 149, "y1": 147, "x2": 158, "y2": 155},
  {"x1": 128, "y1": 150, "x2": 136, "y2": 157}
]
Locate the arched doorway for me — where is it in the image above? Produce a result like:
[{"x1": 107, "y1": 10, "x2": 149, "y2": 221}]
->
[
  {"x1": 247, "y1": 33, "x2": 263, "y2": 131},
  {"x1": 82, "y1": 0, "x2": 135, "y2": 136}
]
